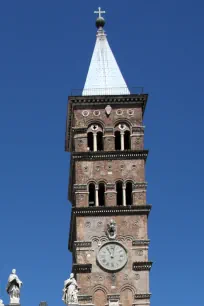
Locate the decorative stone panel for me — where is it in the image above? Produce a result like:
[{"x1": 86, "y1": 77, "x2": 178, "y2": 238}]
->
[
  {"x1": 75, "y1": 192, "x2": 89, "y2": 208},
  {"x1": 105, "y1": 191, "x2": 117, "y2": 207},
  {"x1": 75, "y1": 160, "x2": 145, "y2": 184},
  {"x1": 75, "y1": 215, "x2": 148, "y2": 243},
  {"x1": 132, "y1": 191, "x2": 146, "y2": 206},
  {"x1": 131, "y1": 135, "x2": 144, "y2": 151},
  {"x1": 104, "y1": 136, "x2": 115, "y2": 151},
  {"x1": 74, "y1": 134, "x2": 88, "y2": 152},
  {"x1": 131, "y1": 247, "x2": 148, "y2": 262}
]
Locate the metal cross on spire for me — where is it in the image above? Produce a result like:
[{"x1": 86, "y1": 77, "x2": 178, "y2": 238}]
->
[{"x1": 94, "y1": 7, "x2": 106, "y2": 18}]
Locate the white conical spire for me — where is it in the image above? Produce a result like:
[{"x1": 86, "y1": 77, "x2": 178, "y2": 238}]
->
[{"x1": 82, "y1": 8, "x2": 130, "y2": 96}]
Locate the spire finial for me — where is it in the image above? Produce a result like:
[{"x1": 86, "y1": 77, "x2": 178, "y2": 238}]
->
[
  {"x1": 94, "y1": 7, "x2": 106, "y2": 18},
  {"x1": 94, "y1": 7, "x2": 106, "y2": 28}
]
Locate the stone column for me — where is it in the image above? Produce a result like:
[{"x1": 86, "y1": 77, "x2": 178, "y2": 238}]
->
[
  {"x1": 122, "y1": 184, "x2": 126, "y2": 206},
  {"x1": 93, "y1": 133, "x2": 97, "y2": 151},
  {"x1": 95, "y1": 185, "x2": 99, "y2": 207},
  {"x1": 121, "y1": 131, "x2": 125, "y2": 151}
]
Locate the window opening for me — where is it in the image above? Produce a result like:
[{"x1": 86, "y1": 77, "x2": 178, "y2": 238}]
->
[
  {"x1": 97, "y1": 132, "x2": 104, "y2": 151},
  {"x1": 116, "y1": 181, "x2": 123, "y2": 206},
  {"x1": 124, "y1": 130, "x2": 131, "y2": 150},
  {"x1": 115, "y1": 131, "x2": 121, "y2": 150},
  {"x1": 89, "y1": 183, "x2": 95, "y2": 206},
  {"x1": 98, "y1": 183, "x2": 105, "y2": 206},
  {"x1": 88, "y1": 132, "x2": 94, "y2": 151},
  {"x1": 126, "y1": 182, "x2": 133, "y2": 206}
]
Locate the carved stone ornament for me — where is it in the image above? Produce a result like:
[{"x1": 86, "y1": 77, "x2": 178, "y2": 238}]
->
[
  {"x1": 82, "y1": 110, "x2": 89, "y2": 117},
  {"x1": 105, "y1": 105, "x2": 112, "y2": 116},
  {"x1": 6, "y1": 269, "x2": 23, "y2": 304},
  {"x1": 93, "y1": 110, "x2": 100, "y2": 116},
  {"x1": 106, "y1": 219, "x2": 117, "y2": 240}
]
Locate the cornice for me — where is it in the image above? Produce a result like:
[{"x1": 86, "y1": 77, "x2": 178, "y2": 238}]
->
[
  {"x1": 69, "y1": 94, "x2": 147, "y2": 108},
  {"x1": 72, "y1": 205, "x2": 151, "y2": 217},
  {"x1": 72, "y1": 264, "x2": 92, "y2": 273},
  {"x1": 74, "y1": 184, "x2": 87, "y2": 191},
  {"x1": 107, "y1": 294, "x2": 120, "y2": 301},
  {"x1": 74, "y1": 241, "x2": 92, "y2": 248},
  {"x1": 132, "y1": 126, "x2": 145, "y2": 134},
  {"x1": 132, "y1": 261, "x2": 153, "y2": 271},
  {"x1": 72, "y1": 127, "x2": 87, "y2": 134},
  {"x1": 78, "y1": 295, "x2": 93, "y2": 303},
  {"x1": 134, "y1": 293, "x2": 151, "y2": 300},
  {"x1": 72, "y1": 150, "x2": 148, "y2": 162},
  {"x1": 72, "y1": 126, "x2": 144, "y2": 135},
  {"x1": 132, "y1": 240, "x2": 150, "y2": 246}
]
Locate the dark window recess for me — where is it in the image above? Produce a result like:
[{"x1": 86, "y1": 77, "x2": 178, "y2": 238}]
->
[
  {"x1": 88, "y1": 132, "x2": 94, "y2": 151},
  {"x1": 126, "y1": 182, "x2": 133, "y2": 206},
  {"x1": 116, "y1": 181, "x2": 123, "y2": 206},
  {"x1": 98, "y1": 183, "x2": 105, "y2": 206},
  {"x1": 115, "y1": 131, "x2": 121, "y2": 150},
  {"x1": 89, "y1": 183, "x2": 95, "y2": 206},
  {"x1": 97, "y1": 132, "x2": 104, "y2": 151},
  {"x1": 124, "y1": 131, "x2": 131, "y2": 150}
]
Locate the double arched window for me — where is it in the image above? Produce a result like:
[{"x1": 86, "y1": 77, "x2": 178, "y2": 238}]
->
[
  {"x1": 88, "y1": 182, "x2": 106, "y2": 206},
  {"x1": 114, "y1": 123, "x2": 131, "y2": 151},
  {"x1": 87, "y1": 124, "x2": 104, "y2": 152},
  {"x1": 116, "y1": 181, "x2": 133, "y2": 206}
]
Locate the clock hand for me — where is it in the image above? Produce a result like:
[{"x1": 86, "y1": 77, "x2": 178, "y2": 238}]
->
[
  {"x1": 106, "y1": 246, "x2": 112, "y2": 256},
  {"x1": 111, "y1": 246, "x2": 115, "y2": 258}
]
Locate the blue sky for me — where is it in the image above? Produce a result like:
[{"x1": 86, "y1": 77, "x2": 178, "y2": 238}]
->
[{"x1": 0, "y1": 0, "x2": 204, "y2": 306}]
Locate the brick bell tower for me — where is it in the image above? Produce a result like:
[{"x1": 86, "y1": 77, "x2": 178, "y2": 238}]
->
[{"x1": 65, "y1": 8, "x2": 152, "y2": 306}]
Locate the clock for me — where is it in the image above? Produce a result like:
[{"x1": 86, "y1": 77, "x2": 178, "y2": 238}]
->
[{"x1": 97, "y1": 241, "x2": 127, "y2": 272}]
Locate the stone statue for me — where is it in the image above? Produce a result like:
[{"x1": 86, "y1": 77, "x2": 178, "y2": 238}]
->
[
  {"x1": 0, "y1": 300, "x2": 4, "y2": 306},
  {"x1": 62, "y1": 273, "x2": 78, "y2": 305},
  {"x1": 6, "y1": 269, "x2": 23, "y2": 304},
  {"x1": 107, "y1": 219, "x2": 117, "y2": 240}
]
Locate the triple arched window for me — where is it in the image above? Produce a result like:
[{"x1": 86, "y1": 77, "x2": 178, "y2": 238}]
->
[
  {"x1": 88, "y1": 182, "x2": 106, "y2": 206},
  {"x1": 116, "y1": 181, "x2": 133, "y2": 206},
  {"x1": 87, "y1": 124, "x2": 104, "y2": 152},
  {"x1": 114, "y1": 123, "x2": 131, "y2": 151}
]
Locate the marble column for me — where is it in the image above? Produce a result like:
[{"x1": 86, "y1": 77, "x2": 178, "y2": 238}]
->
[
  {"x1": 93, "y1": 133, "x2": 97, "y2": 151},
  {"x1": 95, "y1": 185, "x2": 99, "y2": 207},
  {"x1": 121, "y1": 131, "x2": 125, "y2": 151},
  {"x1": 122, "y1": 185, "x2": 126, "y2": 206}
]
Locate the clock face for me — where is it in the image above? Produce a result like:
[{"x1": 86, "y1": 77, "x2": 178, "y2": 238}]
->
[{"x1": 97, "y1": 242, "x2": 127, "y2": 272}]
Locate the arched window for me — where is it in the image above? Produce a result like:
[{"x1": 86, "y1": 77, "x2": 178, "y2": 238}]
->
[
  {"x1": 88, "y1": 132, "x2": 94, "y2": 152},
  {"x1": 115, "y1": 131, "x2": 121, "y2": 150},
  {"x1": 98, "y1": 183, "x2": 105, "y2": 206},
  {"x1": 126, "y1": 182, "x2": 133, "y2": 206},
  {"x1": 124, "y1": 131, "x2": 131, "y2": 150},
  {"x1": 89, "y1": 183, "x2": 95, "y2": 206},
  {"x1": 87, "y1": 124, "x2": 104, "y2": 152},
  {"x1": 114, "y1": 123, "x2": 131, "y2": 151},
  {"x1": 116, "y1": 181, "x2": 123, "y2": 206},
  {"x1": 97, "y1": 132, "x2": 104, "y2": 151}
]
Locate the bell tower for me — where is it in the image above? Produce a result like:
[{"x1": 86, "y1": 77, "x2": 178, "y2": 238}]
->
[{"x1": 65, "y1": 8, "x2": 152, "y2": 306}]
